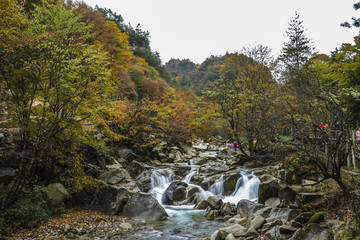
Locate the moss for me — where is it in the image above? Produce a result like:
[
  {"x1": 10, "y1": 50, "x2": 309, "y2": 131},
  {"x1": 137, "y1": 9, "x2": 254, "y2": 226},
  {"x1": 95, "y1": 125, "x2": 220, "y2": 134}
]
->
[
  {"x1": 224, "y1": 178, "x2": 238, "y2": 195},
  {"x1": 308, "y1": 212, "x2": 325, "y2": 224}
]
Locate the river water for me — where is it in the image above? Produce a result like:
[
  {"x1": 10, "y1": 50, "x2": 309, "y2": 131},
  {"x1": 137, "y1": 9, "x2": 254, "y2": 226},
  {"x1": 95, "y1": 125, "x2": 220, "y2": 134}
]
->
[{"x1": 124, "y1": 147, "x2": 260, "y2": 240}]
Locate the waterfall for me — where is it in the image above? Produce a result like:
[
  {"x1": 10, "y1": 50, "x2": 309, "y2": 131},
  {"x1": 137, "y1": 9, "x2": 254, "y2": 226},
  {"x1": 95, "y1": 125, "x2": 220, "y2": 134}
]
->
[
  {"x1": 184, "y1": 171, "x2": 197, "y2": 184},
  {"x1": 209, "y1": 175, "x2": 224, "y2": 196},
  {"x1": 150, "y1": 169, "x2": 174, "y2": 204}
]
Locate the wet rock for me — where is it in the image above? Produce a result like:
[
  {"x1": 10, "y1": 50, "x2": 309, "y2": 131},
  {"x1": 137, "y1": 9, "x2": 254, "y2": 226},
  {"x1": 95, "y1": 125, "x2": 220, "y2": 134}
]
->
[
  {"x1": 162, "y1": 181, "x2": 188, "y2": 205},
  {"x1": 220, "y1": 202, "x2": 234, "y2": 216},
  {"x1": 122, "y1": 192, "x2": 168, "y2": 221},
  {"x1": 207, "y1": 196, "x2": 223, "y2": 209},
  {"x1": 187, "y1": 186, "x2": 200, "y2": 198},
  {"x1": 98, "y1": 169, "x2": 127, "y2": 185},
  {"x1": 194, "y1": 200, "x2": 212, "y2": 210},
  {"x1": 258, "y1": 179, "x2": 280, "y2": 204}
]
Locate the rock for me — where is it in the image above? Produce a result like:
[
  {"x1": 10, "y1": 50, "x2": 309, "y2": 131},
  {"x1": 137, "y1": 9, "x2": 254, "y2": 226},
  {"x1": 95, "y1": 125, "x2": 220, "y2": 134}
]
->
[
  {"x1": 265, "y1": 197, "x2": 280, "y2": 207},
  {"x1": 236, "y1": 199, "x2": 267, "y2": 217},
  {"x1": 207, "y1": 196, "x2": 223, "y2": 209},
  {"x1": 290, "y1": 221, "x2": 303, "y2": 228},
  {"x1": 117, "y1": 148, "x2": 142, "y2": 162},
  {"x1": 262, "y1": 219, "x2": 283, "y2": 233},
  {"x1": 119, "y1": 222, "x2": 132, "y2": 231},
  {"x1": 162, "y1": 181, "x2": 188, "y2": 205},
  {"x1": 220, "y1": 202, "x2": 234, "y2": 216},
  {"x1": 295, "y1": 193, "x2": 325, "y2": 208},
  {"x1": 135, "y1": 171, "x2": 151, "y2": 192},
  {"x1": 307, "y1": 212, "x2": 325, "y2": 224},
  {"x1": 267, "y1": 208, "x2": 300, "y2": 223},
  {"x1": 98, "y1": 169, "x2": 127, "y2": 185},
  {"x1": 207, "y1": 209, "x2": 219, "y2": 220},
  {"x1": 126, "y1": 161, "x2": 149, "y2": 178},
  {"x1": 290, "y1": 223, "x2": 327, "y2": 240},
  {"x1": 199, "y1": 152, "x2": 217, "y2": 160},
  {"x1": 122, "y1": 192, "x2": 168, "y2": 221},
  {"x1": 258, "y1": 179, "x2": 280, "y2": 204},
  {"x1": 47, "y1": 183, "x2": 69, "y2": 205},
  {"x1": 279, "y1": 225, "x2": 298, "y2": 234},
  {"x1": 174, "y1": 166, "x2": 191, "y2": 177},
  {"x1": 220, "y1": 224, "x2": 246, "y2": 237},
  {"x1": 259, "y1": 174, "x2": 276, "y2": 182},
  {"x1": 194, "y1": 200, "x2": 212, "y2": 210},
  {"x1": 279, "y1": 186, "x2": 297, "y2": 202},
  {"x1": 187, "y1": 186, "x2": 200, "y2": 198},
  {"x1": 265, "y1": 226, "x2": 282, "y2": 240},
  {"x1": 0, "y1": 168, "x2": 15, "y2": 185},
  {"x1": 223, "y1": 173, "x2": 241, "y2": 195},
  {"x1": 225, "y1": 234, "x2": 236, "y2": 240},
  {"x1": 293, "y1": 212, "x2": 314, "y2": 224},
  {"x1": 248, "y1": 215, "x2": 266, "y2": 231},
  {"x1": 200, "y1": 176, "x2": 218, "y2": 190},
  {"x1": 210, "y1": 230, "x2": 220, "y2": 240},
  {"x1": 227, "y1": 215, "x2": 247, "y2": 226},
  {"x1": 94, "y1": 185, "x2": 132, "y2": 215}
]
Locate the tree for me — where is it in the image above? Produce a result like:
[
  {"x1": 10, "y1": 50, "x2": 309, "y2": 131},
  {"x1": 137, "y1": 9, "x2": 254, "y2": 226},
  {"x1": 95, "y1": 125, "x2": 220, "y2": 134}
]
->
[
  {"x1": 0, "y1": 0, "x2": 112, "y2": 204},
  {"x1": 341, "y1": 2, "x2": 360, "y2": 28},
  {"x1": 204, "y1": 45, "x2": 278, "y2": 155}
]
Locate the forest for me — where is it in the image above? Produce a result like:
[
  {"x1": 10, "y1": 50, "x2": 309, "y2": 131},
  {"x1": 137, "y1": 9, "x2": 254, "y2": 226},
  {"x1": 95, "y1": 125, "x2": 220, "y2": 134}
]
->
[{"x1": 1, "y1": 0, "x2": 360, "y2": 239}]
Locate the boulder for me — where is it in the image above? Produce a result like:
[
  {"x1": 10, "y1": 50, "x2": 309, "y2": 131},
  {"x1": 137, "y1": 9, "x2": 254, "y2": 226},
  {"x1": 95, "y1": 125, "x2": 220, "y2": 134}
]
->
[
  {"x1": 292, "y1": 212, "x2": 314, "y2": 224},
  {"x1": 117, "y1": 148, "x2": 142, "y2": 162},
  {"x1": 162, "y1": 181, "x2": 188, "y2": 205},
  {"x1": 308, "y1": 212, "x2": 325, "y2": 224},
  {"x1": 122, "y1": 192, "x2": 168, "y2": 221},
  {"x1": 98, "y1": 169, "x2": 127, "y2": 185},
  {"x1": 187, "y1": 186, "x2": 200, "y2": 198},
  {"x1": 227, "y1": 215, "x2": 247, "y2": 226},
  {"x1": 267, "y1": 208, "x2": 300, "y2": 223},
  {"x1": 236, "y1": 199, "x2": 267, "y2": 217},
  {"x1": 47, "y1": 183, "x2": 69, "y2": 205},
  {"x1": 135, "y1": 171, "x2": 151, "y2": 192},
  {"x1": 126, "y1": 161, "x2": 149, "y2": 178},
  {"x1": 279, "y1": 225, "x2": 298, "y2": 234},
  {"x1": 295, "y1": 193, "x2": 325, "y2": 208},
  {"x1": 264, "y1": 226, "x2": 282, "y2": 240},
  {"x1": 279, "y1": 186, "x2": 297, "y2": 202},
  {"x1": 258, "y1": 179, "x2": 280, "y2": 204},
  {"x1": 93, "y1": 185, "x2": 132, "y2": 215},
  {"x1": 223, "y1": 173, "x2": 241, "y2": 195},
  {"x1": 220, "y1": 202, "x2": 234, "y2": 216},
  {"x1": 265, "y1": 197, "x2": 280, "y2": 208},
  {"x1": 194, "y1": 200, "x2": 212, "y2": 210},
  {"x1": 207, "y1": 195, "x2": 223, "y2": 209},
  {"x1": 248, "y1": 215, "x2": 266, "y2": 231},
  {"x1": 290, "y1": 223, "x2": 328, "y2": 240},
  {"x1": 219, "y1": 224, "x2": 246, "y2": 238}
]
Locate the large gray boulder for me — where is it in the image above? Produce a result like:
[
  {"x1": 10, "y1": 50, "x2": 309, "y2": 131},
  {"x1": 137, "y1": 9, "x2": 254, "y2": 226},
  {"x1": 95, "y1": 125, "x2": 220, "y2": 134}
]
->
[
  {"x1": 236, "y1": 199, "x2": 267, "y2": 217},
  {"x1": 47, "y1": 183, "x2": 69, "y2": 206},
  {"x1": 135, "y1": 171, "x2": 151, "y2": 192},
  {"x1": 162, "y1": 181, "x2": 188, "y2": 205},
  {"x1": 122, "y1": 192, "x2": 168, "y2": 221},
  {"x1": 258, "y1": 179, "x2": 280, "y2": 204},
  {"x1": 207, "y1": 195, "x2": 223, "y2": 209},
  {"x1": 98, "y1": 169, "x2": 127, "y2": 185},
  {"x1": 93, "y1": 185, "x2": 132, "y2": 215}
]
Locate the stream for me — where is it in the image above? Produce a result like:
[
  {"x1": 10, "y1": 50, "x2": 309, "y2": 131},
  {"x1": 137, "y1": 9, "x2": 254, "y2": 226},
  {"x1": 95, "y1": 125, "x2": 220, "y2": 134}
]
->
[{"x1": 124, "y1": 146, "x2": 261, "y2": 240}]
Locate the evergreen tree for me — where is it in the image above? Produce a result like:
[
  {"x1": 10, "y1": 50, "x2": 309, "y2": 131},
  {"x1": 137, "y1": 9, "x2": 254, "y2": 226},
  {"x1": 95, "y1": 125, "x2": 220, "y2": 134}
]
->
[
  {"x1": 341, "y1": 2, "x2": 360, "y2": 28},
  {"x1": 280, "y1": 12, "x2": 313, "y2": 71}
]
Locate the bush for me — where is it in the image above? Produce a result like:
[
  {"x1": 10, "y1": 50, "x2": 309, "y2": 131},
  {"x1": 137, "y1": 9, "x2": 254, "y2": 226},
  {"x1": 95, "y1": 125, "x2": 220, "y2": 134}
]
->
[{"x1": 1, "y1": 198, "x2": 51, "y2": 229}]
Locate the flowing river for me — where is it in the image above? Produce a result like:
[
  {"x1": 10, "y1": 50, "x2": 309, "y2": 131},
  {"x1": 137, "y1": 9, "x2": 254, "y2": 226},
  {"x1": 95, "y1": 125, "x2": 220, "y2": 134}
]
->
[{"x1": 124, "y1": 147, "x2": 261, "y2": 240}]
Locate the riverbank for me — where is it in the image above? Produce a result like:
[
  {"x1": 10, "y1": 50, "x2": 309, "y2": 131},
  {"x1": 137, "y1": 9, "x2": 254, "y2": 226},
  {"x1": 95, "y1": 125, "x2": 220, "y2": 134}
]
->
[{"x1": 2, "y1": 209, "x2": 147, "y2": 240}]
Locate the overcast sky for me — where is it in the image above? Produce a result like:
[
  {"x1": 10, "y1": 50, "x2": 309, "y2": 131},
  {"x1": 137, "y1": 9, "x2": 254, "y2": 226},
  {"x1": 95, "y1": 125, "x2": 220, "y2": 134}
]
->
[{"x1": 83, "y1": 0, "x2": 360, "y2": 64}]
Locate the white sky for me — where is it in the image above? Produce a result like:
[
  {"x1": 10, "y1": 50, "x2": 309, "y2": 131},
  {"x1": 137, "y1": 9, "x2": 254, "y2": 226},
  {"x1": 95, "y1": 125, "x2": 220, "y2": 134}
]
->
[{"x1": 83, "y1": 0, "x2": 360, "y2": 64}]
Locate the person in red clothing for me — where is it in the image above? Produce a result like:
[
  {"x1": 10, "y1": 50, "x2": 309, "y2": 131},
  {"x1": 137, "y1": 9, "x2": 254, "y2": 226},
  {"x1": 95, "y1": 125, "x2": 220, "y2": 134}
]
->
[{"x1": 356, "y1": 128, "x2": 360, "y2": 144}]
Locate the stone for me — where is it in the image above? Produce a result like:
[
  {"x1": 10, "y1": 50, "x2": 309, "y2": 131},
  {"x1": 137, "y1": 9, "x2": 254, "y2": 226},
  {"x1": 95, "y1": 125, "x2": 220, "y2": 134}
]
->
[
  {"x1": 262, "y1": 219, "x2": 283, "y2": 233},
  {"x1": 220, "y1": 202, "x2": 234, "y2": 216},
  {"x1": 290, "y1": 223, "x2": 327, "y2": 240},
  {"x1": 265, "y1": 226, "x2": 282, "y2": 240},
  {"x1": 207, "y1": 195, "x2": 223, "y2": 209},
  {"x1": 94, "y1": 186, "x2": 132, "y2": 215},
  {"x1": 187, "y1": 186, "x2": 200, "y2": 198},
  {"x1": 236, "y1": 199, "x2": 267, "y2": 218},
  {"x1": 210, "y1": 230, "x2": 220, "y2": 240},
  {"x1": 225, "y1": 234, "x2": 236, "y2": 240},
  {"x1": 119, "y1": 222, "x2": 132, "y2": 231},
  {"x1": 194, "y1": 200, "x2": 212, "y2": 210},
  {"x1": 135, "y1": 171, "x2": 151, "y2": 192},
  {"x1": 248, "y1": 215, "x2": 266, "y2": 231},
  {"x1": 279, "y1": 225, "x2": 299, "y2": 234},
  {"x1": 98, "y1": 169, "x2": 126, "y2": 185},
  {"x1": 265, "y1": 197, "x2": 280, "y2": 208},
  {"x1": 258, "y1": 179, "x2": 280, "y2": 204},
  {"x1": 293, "y1": 212, "x2": 313, "y2": 224},
  {"x1": 307, "y1": 212, "x2": 325, "y2": 224},
  {"x1": 47, "y1": 183, "x2": 69, "y2": 205},
  {"x1": 122, "y1": 192, "x2": 168, "y2": 221},
  {"x1": 117, "y1": 148, "x2": 142, "y2": 162},
  {"x1": 223, "y1": 173, "x2": 241, "y2": 195},
  {"x1": 220, "y1": 224, "x2": 246, "y2": 237},
  {"x1": 267, "y1": 208, "x2": 300, "y2": 223},
  {"x1": 162, "y1": 181, "x2": 188, "y2": 205},
  {"x1": 126, "y1": 161, "x2": 148, "y2": 178},
  {"x1": 295, "y1": 193, "x2": 324, "y2": 208},
  {"x1": 279, "y1": 186, "x2": 297, "y2": 202},
  {"x1": 227, "y1": 216, "x2": 247, "y2": 226},
  {"x1": 290, "y1": 221, "x2": 303, "y2": 228}
]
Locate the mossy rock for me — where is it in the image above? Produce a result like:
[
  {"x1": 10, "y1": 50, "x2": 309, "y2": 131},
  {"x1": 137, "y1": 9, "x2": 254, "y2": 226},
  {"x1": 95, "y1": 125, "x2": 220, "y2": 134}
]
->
[{"x1": 307, "y1": 212, "x2": 325, "y2": 224}]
